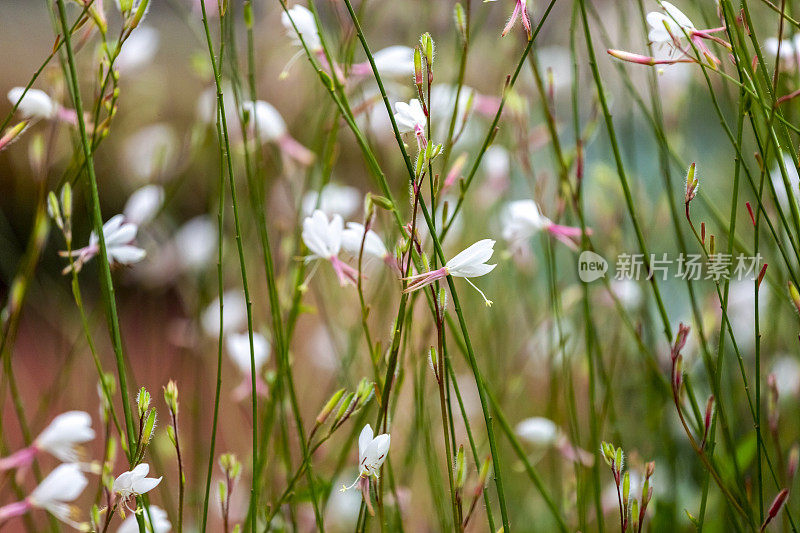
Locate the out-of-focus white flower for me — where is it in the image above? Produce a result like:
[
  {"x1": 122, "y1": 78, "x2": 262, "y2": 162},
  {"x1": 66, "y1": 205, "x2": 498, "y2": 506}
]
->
[
  {"x1": 226, "y1": 332, "x2": 271, "y2": 399},
  {"x1": 482, "y1": 146, "x2": 510, "y2": 182},
  {"x1": 770, "y1": 152, "x2": 800, "y2": 212},
  {"x1": 302, "y1": 210, "x2": 358, "y2": 286},
  {"x1": 118, "y1": 505, "x2": 171, "y2": 533},
  {"x1": 113, "y1": 463, "x2": 162, "y2": 508},
  {"x1": 341, "y1": 222, "x2": 389, "y2": 261},
  {"x1": 0, "y1": 411, "x2": 95, "y2": 471},
  {"x1": 393, "y1": 99, "x2": 426, "y2": 136},
  {"x1": 302, "y1": 183, "x2": 361, "y2": 219},
  {"x1": 201, "y1": 290, "x2": 247, "y2": 337},
  {"x1": 610, "y1": 279, "x2": 643, "y2": 309},
  {"x1": 341, "y1": 424, "x2": 390, "y2": 514},
  {"x1": 764, "y1": 37, "x2": 797, "y2": 66},
  {"x1": 281, "y1": 5, "x2": 322, "y2": 52},
  {"x1": 403, "y1": 239, "x2": 497, "y2": 306},
  {"x1": 123, "y1": 185, "x2": 164, "y2": 225},
  {"x1": 501, "y1": 199, "x2": 586, "y2": 249},
  {"x1": 7, "y1": 87, "x2": 57, "y2": 119},
  {"x1": 65, "y1": 215, "x2": 146, "y2": 273},
  {"x1": 18, "y1": 463, "x2": 89, "y2": 530},
  {"x1": 515, "y1": 417, "x2": 559, "y2": 447},
  {"x1": 123, "y1": 124, "x2": 178, "y2": 183},
  {"x1": 771, "y1": 355, "x2": 800, "y2": 400},
  {"x1": 196, "y1": 85, "x2": 237, "y2": 125},
  {"x1": 646, "y1": 2, "x2": 695, "y2": 45},
  {"x1": 241, "y1": 100, "x2": 314, "y2": 165},
  {"x1": 173, "y1": 216, "x2": 217, "y2": 272},
  {"x1": 116, "y1": 26, "x2": 159, "y2": 73},
  {"x1": 241, "y1": 100, "x2": 287, "y2": 141},
  {"x1": 352, "y1": 46, "x2": 415, "y2": 78},
  {"x1": 325, "y1": 476, "x2": 362, "y2": 529},
  {"x1": 35, "y1": 411, "x2": 95, "y2": 463}
]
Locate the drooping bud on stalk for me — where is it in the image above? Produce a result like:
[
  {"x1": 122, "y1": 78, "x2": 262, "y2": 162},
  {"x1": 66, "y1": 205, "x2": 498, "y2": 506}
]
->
[
  {"x1": 0, "y1": 121, "x2": 27, "y2": 152},
  {"x1": 760, "y1": 489, "x2": 789, "y2": 532},
  {"x1": 48, "y1": 192, "x2": 64, "y2": 231},
  {"x1": 454, "y1": 3, "x2": 467, "y2": 43},
  {"x1": 475, "y1": 455, "x2": 491, "y2": 497},
  {"x1": 789, "y1": 281, "x2": 800, "y2": 315},
  {"x1": 685, "y1": 162, "x2": 698, "y2": 206},
  {"x1": 316, "y1": 388, "x2": 345, "y2": 426}
]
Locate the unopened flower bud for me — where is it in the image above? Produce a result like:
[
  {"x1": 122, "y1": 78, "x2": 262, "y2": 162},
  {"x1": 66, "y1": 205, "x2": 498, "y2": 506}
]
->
[
  {"x1": 454, "y1": 4, "x2": 467, "y2": 42},
  {"x1": 455, "y1": 445, "x2": 466, "y2": 491},
  {"x1": 761, "y1": 489, "x2": 789, "y2": 531},
  {"x1": 0, "y1": 121, "x2": 27, "y2": 152},
  {"x1": 163, "y1": 380, "x2": 179, "y2": 415},
  {"x1": 316, "y1": 388, "x2": 345, "y2": 425},
  {"x1": 137, "y1": 387, "x2": 151, "y2": 418},
  {"x1": 685, "y1": 162, "x2": 699, "y2": 205},
  {"x1": 414, "y1": 47, "x2": 423, "y2": 86}
]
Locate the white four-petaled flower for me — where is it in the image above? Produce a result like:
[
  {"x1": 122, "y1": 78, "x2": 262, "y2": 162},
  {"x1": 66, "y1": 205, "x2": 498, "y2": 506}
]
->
[
  {"x1": 0, "y1": 411, "x2": 95, "y2": 471},
  {"x1": 281, "y1": 5, "x2": 322, "y2": 52},
  {"x1": 66, "y1": 214, "x2": 146, "y2": 273},
  {"x1": 393, "y1": 99, "x2": 426, "y2": 140},
  {"x1": 402, "y1": 239, "x2": 497, "y2": 306},
  {"x1": 302, "y1": 210, "x2": 358, "y2": 286},
  {"x1": 341, "y1": 424, "x2": 390, "y2": 515},
  {"x1": 113, "y1": 463, "x2": 162, "y2": 510},
  {"x1": 646, "y1": 2, "x2": 695, "y2": 46},
  {"x1": 0, "y1": 463, "x2": 90, "y2": 530}
]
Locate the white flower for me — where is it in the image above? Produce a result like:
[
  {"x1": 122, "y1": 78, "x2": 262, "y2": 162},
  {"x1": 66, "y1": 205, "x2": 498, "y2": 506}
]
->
[
  {"x1": 241, "y1": 100, "x2": 288, "y2": 142},
  {"x1": 122, "y1": 124, "x2": 177, "y2": 183},
  {"x1": 770, "y1": 152, "x2": 800, "y2": 212},
  {"x1": 482, "y1": 145, "x2": 510, "y2": 181},
  {"x1": 445, "y1": 239, "x2": 497, "y2": 278},
  {"x1": 765, "y1": 37, "x2": 796, "y2": 63},
  {"x1": 66, "y1": 215, "x2": 146, "y2": 273},
  {"x1": 393, "y1": 99, "x2": 426, "y2": 134},
  {"x1": 771, "y1": 355, "x2": 800, "y2": 400},
  {"x1": 646, "y1": 2, "x2": 695, "y2": 44},
  {"x1": 196, "y1": 84, "x2": 237, "y2": 125},
  {"x1": 370, "y1": 46, "x2": 415, "y2": 77},
  {"x1": 302, "y1": 210, "x2": 359, "y2": 285},
  {"x1": 226, "y1": 332, "x2": 270, "y2": 376},
  {"x1": 502, "y1": 200, "x2": 550, "y2": 244},
  {"x1": 281, "y1": 5, "x2": 322, "y2": 52},
  {"x1": 357, "y1": 424, "x2": 390, "y2": 477},
  {"x1": 173, "y1": 216, "x2": 217, "y2": 272},
  {"x1": 113, "y1": 463, "x2": 162, "y2": 505},
  {"x1": 123, "y1": 185, "x2": 164, "y2": 225},
  {"x1": 535, "y1": 46, "x2": 574, "y2": 91},
  {"x1": 116, "y1": 26, "x2": 159, "y2": 73},
  {"x1": 117, "y1": 505, "x2": 171, "y2": 533},
  {"x1": 35, "y1": 411, "x2": 95, "y2": 463},
  {"x1": 515, "y1": 417, "x2": 559, "y2": 447},
  {"x1": 403, "y1": 239, "x2": 497, "y2": 305},
  {"x1": 201, "y1": 290, "x2": 247, "y2": 337},
  {"x1": 341, "y1": 222, "x2": 388, "y2": 260},
  {"x1": 90, "y1": 215, "x2": 147, "y2": 265},
  {"x1": 342, "y1": 424, "x2": 390, "y2": 493},
  {"x1": 7, "y1": 87, "x2": 57, "y2": 120},
  {"x1": 29, "y1": 463, "x2": 89, "y2": 529},
  {"x1": 303, "y1": 210, "x2": 343, "y2": 259},
  {"x1": 302, "y1": 183, "x2": 361, "y2": 218}
]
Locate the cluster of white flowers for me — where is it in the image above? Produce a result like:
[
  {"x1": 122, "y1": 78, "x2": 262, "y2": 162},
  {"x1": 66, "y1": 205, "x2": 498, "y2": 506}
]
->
[{"x1": 0, "y1": 411, "x2": 164, "y2": 530}]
